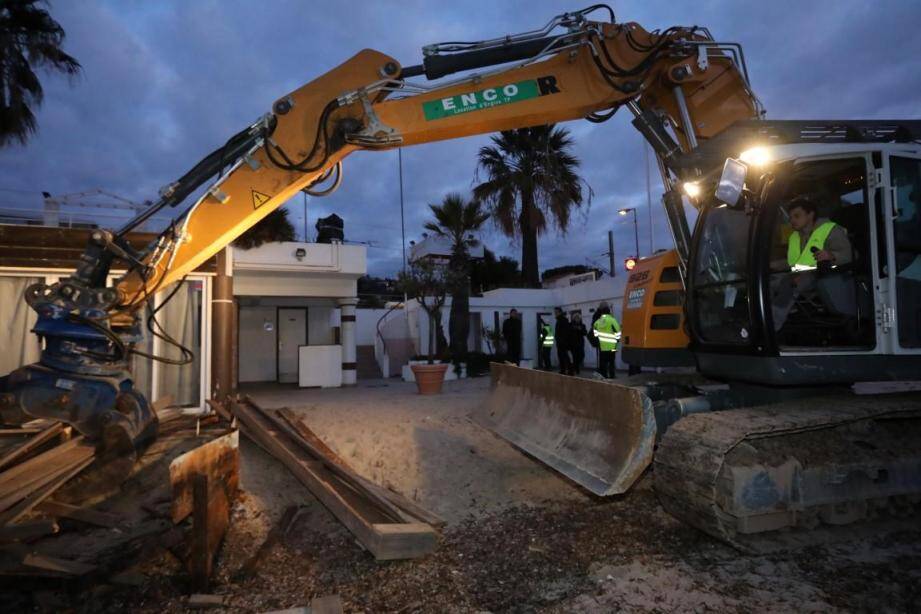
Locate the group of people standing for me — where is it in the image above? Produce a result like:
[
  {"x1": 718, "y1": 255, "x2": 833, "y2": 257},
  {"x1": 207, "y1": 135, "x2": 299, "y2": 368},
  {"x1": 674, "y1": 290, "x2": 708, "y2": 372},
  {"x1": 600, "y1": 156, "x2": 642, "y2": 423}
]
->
[
  {"x1": 542, "y1": 307, "x2": 589, "y2": 375},
  {"x1": 501, "y1": 303, "x2": 621, "y2": 378}
]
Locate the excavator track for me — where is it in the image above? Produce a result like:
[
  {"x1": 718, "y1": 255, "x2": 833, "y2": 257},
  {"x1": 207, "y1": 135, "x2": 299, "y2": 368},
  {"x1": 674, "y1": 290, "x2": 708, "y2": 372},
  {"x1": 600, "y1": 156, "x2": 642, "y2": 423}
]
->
[{"x1": 654, "y1": 393, "x2": 921, "y2": 552}]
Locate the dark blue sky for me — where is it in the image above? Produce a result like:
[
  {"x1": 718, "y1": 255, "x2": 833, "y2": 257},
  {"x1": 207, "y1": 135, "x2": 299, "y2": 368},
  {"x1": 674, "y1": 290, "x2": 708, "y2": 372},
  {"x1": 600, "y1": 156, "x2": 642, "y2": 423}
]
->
[{"x1": 2, "y1": 1, "x2": 920, "y2": 276}]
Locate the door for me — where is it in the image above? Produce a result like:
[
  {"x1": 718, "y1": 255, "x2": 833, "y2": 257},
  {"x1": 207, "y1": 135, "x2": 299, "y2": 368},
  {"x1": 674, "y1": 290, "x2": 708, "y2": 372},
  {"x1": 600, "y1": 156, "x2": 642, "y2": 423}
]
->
[
  {"x1": 277, "y1": 308, "x2": 307, "y2": 383},
  {"x1": 238, "y1": 306, "x2": 276, "y2": 383},
  {"x1": 886, "y1": 154, "x2": 921, "y2": 352},
  {"x1": 761, "y1": 154, "x2": 879, "y2": 352}
]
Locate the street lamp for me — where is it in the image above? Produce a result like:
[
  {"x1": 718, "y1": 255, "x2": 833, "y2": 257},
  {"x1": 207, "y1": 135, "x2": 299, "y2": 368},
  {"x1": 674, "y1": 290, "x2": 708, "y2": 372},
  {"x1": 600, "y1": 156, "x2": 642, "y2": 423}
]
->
[{"x1": 618, "y1": 207, "x2": 640, "y2": 261}]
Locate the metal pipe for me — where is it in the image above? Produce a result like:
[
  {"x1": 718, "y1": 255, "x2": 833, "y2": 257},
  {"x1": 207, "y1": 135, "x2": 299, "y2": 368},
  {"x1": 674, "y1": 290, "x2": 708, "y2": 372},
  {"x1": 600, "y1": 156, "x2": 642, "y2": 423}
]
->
[
  {"x1": 399, "y1": 149, "x2": 406, "y2": 274},
  {"x1": 672, "y1": 86, "x2": 698, "y2": 150},
  {"x1": 645, "y1": 141, "x2": 653, "y2": 253},
  {"x1": 632, "y1": 208, "x2": 640, "y2": 259},
  {"x1": 210, "y1": 248, "x2": 234, "y2": 402},
  {"x1": 608, "y1": 230, "x2": 615, "y2": 277}
]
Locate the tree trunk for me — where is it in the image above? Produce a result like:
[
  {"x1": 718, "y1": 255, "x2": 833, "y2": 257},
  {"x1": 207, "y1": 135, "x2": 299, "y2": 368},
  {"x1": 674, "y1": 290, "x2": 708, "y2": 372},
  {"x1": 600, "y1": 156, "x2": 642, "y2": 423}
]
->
[
  {"x1": 434, "y1": 309, "x2": 448, "y2": 357},
  {"x1": 427, "y1": 306, "x2": 435, "y2": 364},
  {"x1": 449, "y1": 285, "x2": 470, "y2": 360},
  {"x1": 519, "y1": 197, "x2": 540, "y2": 288}
]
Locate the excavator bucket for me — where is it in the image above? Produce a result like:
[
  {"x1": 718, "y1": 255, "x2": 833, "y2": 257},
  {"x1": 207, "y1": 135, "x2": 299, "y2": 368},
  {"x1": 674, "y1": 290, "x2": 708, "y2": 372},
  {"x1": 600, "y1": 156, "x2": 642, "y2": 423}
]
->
[{"x1": 476, "y1": 364, "x2": 656, "y2": 496}]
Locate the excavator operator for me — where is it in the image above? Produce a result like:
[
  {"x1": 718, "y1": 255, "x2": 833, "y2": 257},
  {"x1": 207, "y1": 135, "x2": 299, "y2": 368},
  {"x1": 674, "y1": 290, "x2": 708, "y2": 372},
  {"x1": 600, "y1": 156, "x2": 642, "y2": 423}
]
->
[
  {"x1": 786, "y1": 197, "x2": 852, "y2": 270},
  {"x1": 772, "y1": 196, "x2": 853, "y2": 331}
]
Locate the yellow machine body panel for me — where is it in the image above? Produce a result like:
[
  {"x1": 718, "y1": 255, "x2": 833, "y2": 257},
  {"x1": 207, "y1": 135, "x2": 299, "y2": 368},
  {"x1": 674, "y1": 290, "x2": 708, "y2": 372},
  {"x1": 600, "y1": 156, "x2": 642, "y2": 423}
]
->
[{"x1": 620, "y1": 250, "x2": 693, "y2": 368}]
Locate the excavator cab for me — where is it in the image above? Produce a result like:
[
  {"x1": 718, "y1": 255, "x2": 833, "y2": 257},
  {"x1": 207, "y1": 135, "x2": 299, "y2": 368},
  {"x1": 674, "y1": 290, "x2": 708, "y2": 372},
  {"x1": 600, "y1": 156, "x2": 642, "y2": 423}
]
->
[{"x1": 690, "y1": 139, "x2": 921, "y2": 385}]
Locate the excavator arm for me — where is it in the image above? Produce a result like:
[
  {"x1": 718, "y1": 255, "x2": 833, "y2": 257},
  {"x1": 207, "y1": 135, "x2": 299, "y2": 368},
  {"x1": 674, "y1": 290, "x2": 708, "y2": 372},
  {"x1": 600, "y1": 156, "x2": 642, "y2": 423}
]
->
[
  {"x1": 1, "y1": 6, "x2": 760, "y2": 461},
  {"x1": 114, "y1": 8, "x2": 760, "y2": 307}
]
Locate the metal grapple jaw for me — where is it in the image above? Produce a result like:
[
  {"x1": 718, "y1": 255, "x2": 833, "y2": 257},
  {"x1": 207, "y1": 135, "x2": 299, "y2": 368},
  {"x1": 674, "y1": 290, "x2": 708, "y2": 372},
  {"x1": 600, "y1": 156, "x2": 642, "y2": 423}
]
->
[
  {"x1": 0, "y1": 364, "x2": 159, "y2": 461},
  {"x1": 0, "y1": 290, "x2": 159, "y2": 462}
]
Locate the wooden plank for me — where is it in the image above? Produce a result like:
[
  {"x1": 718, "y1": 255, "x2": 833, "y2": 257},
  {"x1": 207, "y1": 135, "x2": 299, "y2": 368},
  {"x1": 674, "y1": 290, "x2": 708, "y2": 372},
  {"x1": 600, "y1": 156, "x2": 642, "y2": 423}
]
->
[
  {"x1": 19, "y1": 419, "x2": 57, "y2": 430},
  {"x1": 190, "y1": 474, "x2": 210, "y2": 592},
  {"x1": 170, "y1": 430, "x2": 239, "y2": 523},
  {"x1": 0, "y1": 422, "x2": 64, "y2": 472},
  {"x1": 156, "y1": 408, "x2": 186, "y2": 425},
  {"x1": 189, "y1": 473, "x2": 230, "y2": 593},
  {"x1": 0, "y1": 544, "x2": 95, "y2": 576},
  {"x1": 277, "y1": 408, "x2": 442, "y2": 526},
  {"x1": 188, "y1": 594, "x2": 230, "y2": 609},
  {"x1": 370, "y1": 523, "x2": 442, "y2": 560},
  {"x1": 381, "y1": 486, "x2": 446, "y2": 528},
  {"x1": 310, "y1": 596, "x2": 344, "y2": 614},
  {"x1": 0, "y1": 429, "x2": 44, "y2": 437},
  {"x1": 0, "y1": 435, "x2": 85, "y2": 492},
  {"x1": 0, "y1": 445, "x2": 94, "y2": 512},
  {"x1": 271, "y1": 410, "x2": 409, "y2": 523},
  {"x1": 233, "y1": 402, "x2": 387, "y2": 551},
  {"x1": 277, "y1": 408, "x2": 349, "y2": 466},
  {"x1": 205, "y1": 399, "x2": 233, "y2": 423},
  {"x1": 23, "y1": 552, "x2": 95, "y2": 576},
  {"x1": 0, "y1": 519, "x2": 60, "y2": 543},
  {"x1": 154, "y1": 395, "x2": 188, "y2": 425},
  {"x1": 232, "y1": 400, "x2": 436, "y2": 561},
  {"x1": 234, "y1": 505, "x2": 299, "y2": 580},
  {"x1": 36, "y1": 500, "x2": 122, "y2": 529},
  {"x1": 0, "y1": 455, "x2": 94, "y2": 526},
  {"x1": 152, "y1": 395, "x2": 175, "y2": 413}
]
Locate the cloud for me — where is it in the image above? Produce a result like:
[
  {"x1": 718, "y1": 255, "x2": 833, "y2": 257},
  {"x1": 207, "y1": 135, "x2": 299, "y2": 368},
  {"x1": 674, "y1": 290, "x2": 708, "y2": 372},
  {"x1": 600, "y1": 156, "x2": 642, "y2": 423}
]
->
[{"x1": 1, "y1": 0, "x2": 920, "y2": 277}]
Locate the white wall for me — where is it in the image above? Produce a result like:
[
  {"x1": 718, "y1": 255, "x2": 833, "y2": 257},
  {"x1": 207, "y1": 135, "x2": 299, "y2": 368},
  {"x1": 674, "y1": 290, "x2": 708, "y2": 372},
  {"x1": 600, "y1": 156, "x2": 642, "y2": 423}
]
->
[
  {"x1": 232, "y1": 241, "x2": 365, "y2": 275},
  {"x1": 410, "y1": 234, "x2": 484, "y2": 261},
  {"x1": 308, "y1": 307, "x2": 335, "y2": 345},
  {"x1": 234, "y1": 272, "x2": 357, "y2": 298},
  {"x1": 238, "y1": 306, "x2": 277, "y2": 383},
  {"x1": 238, "y1": 299, "x2": 339, "y2": 383},
  {"x1": 407, "y1": 275, "x2": 629, "y2": 369},
  {"x1": 356, "y1": 308, "x2": 390, "y2": 346},
  {"x1": 232, "y1": 242, "x2": 364, "y2": 299}
]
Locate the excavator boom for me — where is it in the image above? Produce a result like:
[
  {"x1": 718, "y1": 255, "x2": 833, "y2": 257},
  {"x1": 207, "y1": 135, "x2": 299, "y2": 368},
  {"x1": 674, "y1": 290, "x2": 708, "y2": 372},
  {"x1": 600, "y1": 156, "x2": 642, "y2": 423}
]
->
[
  {"x1": 111, "y1": 13, "x2": 759, "y2": 306},
  {"x1": 1, "y1": 6, "x2": 788, "y2": 544}
]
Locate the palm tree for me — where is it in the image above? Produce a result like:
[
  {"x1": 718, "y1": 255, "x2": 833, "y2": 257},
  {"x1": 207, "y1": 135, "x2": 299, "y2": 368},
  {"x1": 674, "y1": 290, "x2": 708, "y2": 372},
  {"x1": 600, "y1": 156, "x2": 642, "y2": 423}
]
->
[
  {"x1": 474, "y1": 125, "x2": 590, "y2": 287},
  {"x1": 1, "y1": 0, "x2": 81, "y2": 147},
  {"x1": 423, "y1": 193, "x2": 489, "y2": 361},
  {"x1": 233, "y1": 208, "x2": 296, "y2": 249}
]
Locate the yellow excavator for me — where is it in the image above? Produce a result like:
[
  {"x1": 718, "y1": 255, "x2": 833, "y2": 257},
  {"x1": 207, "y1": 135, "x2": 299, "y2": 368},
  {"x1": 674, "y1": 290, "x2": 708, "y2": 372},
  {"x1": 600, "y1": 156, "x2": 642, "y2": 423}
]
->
[{"x1": 1, "y1": 6, "x2": 919, "y2": 550}]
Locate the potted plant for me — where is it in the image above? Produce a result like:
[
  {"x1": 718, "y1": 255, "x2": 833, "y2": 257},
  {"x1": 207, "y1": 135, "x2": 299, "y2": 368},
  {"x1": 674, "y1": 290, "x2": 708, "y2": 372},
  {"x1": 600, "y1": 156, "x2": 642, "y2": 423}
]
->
[{"x1": 397, "y1": 259, "x2": 458, "y2": 394}]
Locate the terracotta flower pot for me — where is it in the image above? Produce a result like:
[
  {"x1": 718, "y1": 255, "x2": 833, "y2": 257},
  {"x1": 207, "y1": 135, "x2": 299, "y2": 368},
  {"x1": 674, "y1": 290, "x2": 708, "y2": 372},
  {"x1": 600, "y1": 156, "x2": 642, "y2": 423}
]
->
[{"x1": 410, "y1": 363, "x2": 449, "y2": 395}]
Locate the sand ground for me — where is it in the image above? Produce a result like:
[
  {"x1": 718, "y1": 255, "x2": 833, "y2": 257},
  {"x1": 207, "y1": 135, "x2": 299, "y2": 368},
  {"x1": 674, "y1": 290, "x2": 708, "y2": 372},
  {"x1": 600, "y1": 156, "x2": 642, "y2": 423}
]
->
[{"x1": 59, "y1": 376, "x2": 921, "y2": 612}]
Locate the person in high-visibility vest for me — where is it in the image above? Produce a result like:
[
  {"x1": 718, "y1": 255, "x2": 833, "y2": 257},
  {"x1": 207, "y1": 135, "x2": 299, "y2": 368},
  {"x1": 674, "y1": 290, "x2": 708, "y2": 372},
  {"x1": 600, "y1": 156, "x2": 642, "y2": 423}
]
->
[
  {"x1": 785, "y1": 198, "x2": 851, "y2": 271},
  {"x1": 538, "y1": 317, "x2": 554, "y2": 370},
  {"x1": 592, "y1": 306, "x2": 621, "y2": 379},
  {"x1": 773, "y1": 197, "x2": 853, "y2": 331}
]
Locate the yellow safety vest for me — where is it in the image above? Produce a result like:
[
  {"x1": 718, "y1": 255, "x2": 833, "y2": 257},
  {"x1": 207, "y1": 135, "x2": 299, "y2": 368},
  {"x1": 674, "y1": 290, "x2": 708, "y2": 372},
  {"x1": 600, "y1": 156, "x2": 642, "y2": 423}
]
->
[
  {"x1": 787, "y1": 221, "x2": 837, "y2": 268},
  {"x1": 541, "y1": 324, "x2": 554, "y2": 347},
  {"x1": 593, "y1": 314, "x2": 621, "y2": 352}
]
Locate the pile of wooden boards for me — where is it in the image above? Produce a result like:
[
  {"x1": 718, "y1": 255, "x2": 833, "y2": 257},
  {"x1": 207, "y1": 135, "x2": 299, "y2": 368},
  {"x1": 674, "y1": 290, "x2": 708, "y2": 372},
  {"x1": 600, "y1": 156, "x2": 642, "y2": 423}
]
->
[
  {"x1": 0, "y1": 399, "x2": 239, "y2": 586},
  {"x1": 0, "y1": 421, "x2": 98, "y2": 565},
  {"x1": 229, "y1": 397, "x2": 440, "y2": 561}
]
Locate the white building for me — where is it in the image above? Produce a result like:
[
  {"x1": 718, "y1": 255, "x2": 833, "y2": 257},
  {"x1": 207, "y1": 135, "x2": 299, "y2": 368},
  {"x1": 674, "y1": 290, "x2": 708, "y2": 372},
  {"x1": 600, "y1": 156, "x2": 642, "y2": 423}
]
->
[
  {"x1": 232, "y1": 241, "x2": 366, "y2": 388},
  {"x1": 0, "y1": 226, "x2": 367, "y2": 414},
  {"x1": 409, "y1": 233, "x2": 485, "y2": 262},
  {"x1": 368, "y1": 272, "x2": 630, "y2": 375}
]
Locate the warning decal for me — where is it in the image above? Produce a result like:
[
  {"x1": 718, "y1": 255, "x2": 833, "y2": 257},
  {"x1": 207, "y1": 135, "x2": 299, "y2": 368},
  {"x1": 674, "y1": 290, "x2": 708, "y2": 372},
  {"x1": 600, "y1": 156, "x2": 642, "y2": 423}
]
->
[{"x1": 252, "y1": 190, "x2": 271, "y2": 209}]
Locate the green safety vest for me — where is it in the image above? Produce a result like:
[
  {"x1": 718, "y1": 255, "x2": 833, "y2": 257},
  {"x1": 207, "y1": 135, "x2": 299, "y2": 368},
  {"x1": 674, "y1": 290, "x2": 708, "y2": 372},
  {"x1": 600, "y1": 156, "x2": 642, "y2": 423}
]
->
[
  {"x1": 787, "y1": 221, "x2": 837, "y2": 268},
  {"x1": 593, "y1": 314, "x2": 621, "y2": 352},
  {"x1": 541, "y1": 324, "x2": 554, "y2": 347}
]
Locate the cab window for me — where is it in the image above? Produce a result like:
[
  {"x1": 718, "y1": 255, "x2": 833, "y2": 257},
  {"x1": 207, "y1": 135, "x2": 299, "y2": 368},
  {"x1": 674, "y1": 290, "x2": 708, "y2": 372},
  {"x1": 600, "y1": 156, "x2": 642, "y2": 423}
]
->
[
  {"x1": 692, "y1": 206, "x2": 752, "y2": 345},
  {"x1": 767, "y1": 158, "x2": 875, "y2": 349},
  {"x1": 890, "y1": 156, "x2": 921, "y2": 348}
]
